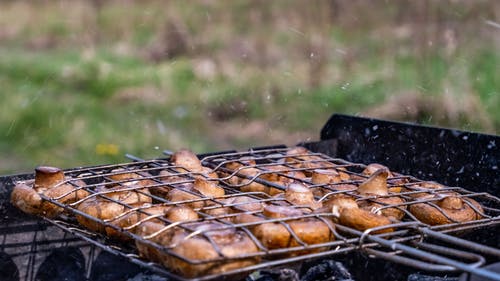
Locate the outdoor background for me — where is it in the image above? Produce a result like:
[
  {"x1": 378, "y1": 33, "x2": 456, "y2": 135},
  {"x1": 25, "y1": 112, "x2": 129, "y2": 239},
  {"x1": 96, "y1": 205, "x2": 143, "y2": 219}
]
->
[{"x1": 0, "y1": 0, "x2": 498, "y2": 174}]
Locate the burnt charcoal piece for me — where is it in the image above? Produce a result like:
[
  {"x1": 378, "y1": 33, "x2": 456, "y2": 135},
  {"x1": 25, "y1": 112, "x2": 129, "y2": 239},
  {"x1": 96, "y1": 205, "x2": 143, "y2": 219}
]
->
[
  {"x1": 300, "y1": 259, "x2": 354, "y2": 281},
  {"x1": 408, "y1": 273, "x2": 458, "y2": 281},
  {"x1": 35, "y1": 247, "x2": 85, "y2": 281},
  {"x1": 0, "y1": 252, "x2": 19, "y2": 281},
  {"x1": 90, "y1": 251, "x2": 141, "y2": 281},
  {"x1": 127, "y1": 272, "x2": 168, "y2": 281},
  {"x1": 247, "y1": 268, "x2": 300, "y2": 281}
]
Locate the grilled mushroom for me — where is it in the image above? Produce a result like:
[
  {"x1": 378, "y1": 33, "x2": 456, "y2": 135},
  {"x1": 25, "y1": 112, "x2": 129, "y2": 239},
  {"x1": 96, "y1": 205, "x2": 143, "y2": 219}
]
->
[
  {"x1": 235, "y1": 204, "x2": 333, "y2": 254},
  {"x1": 171, "y1": 149, "x2": 218, "y2": 179},
  {"x1": 135, "y1": 206, "x2": 200, "y2": 266},
  {"x1": 285, "y1": 147, "x2": 334, "y2": 173},
  {"x1": 272, "y1": 183, "x2": 323, "y2": 210},
  {"x1": 76, "y1": 183, "x2": 152, "y2": 233},
  {"x1": 326, "y1": 196, "x2": 394, "y2": 234},
  {"x1": 167, "y1": 178, "x2": 225, "y2": 209},
  {"x1": 311, "y1": 169, "x2": 353, "y2": 196},
  {"x1": 136, "y1": 221, "x2": 259, "y2": 278},
  {"x1": 356, "y1": 169, "x2": 406, "y2": 220},
  {"x1": 362, "y1": 163, "x2": 407, "y2": 192},
  {"x1": 105, "y1": 204, "x2": 171, "y2": 241},
  {"x1": 409, "y1": 193, "x2": 483, "y2": 225},
  {"x1": 11, "y1": 166, "x2": 89, "y2": 218}
]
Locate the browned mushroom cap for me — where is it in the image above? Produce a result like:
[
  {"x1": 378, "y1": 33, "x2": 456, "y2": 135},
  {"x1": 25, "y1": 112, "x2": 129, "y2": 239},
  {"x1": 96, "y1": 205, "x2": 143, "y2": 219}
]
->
[
  {"x1": 285, "y1": 183, "x2": 322, "y2": 210},
  {"x1": 167, "y1": 179, "x2": 225, "y2": 209},
  {"x1": 406, "y1": 181, "x2": 445, "y2": 198},
  {"x1": 357, "y1": 169, "x2": 406, "y2": 220},
  {"x1": 409, "y1": 193, "x2": 483, "y2": 225},
  {"x1": 171, "y1": 149, "x2": 202, "y2": 171},
  {"x1": 165, "y1": 222, "x2": 260, "y2": 277},
  {"x1": 327, "y1": 197, "x2": 394, "y2": 234},
  {"x1": 363, "y1": 164, "x2": 392, "y2": 177},
  {"x1": 76, "y1": 197, "x2": 126, "y2": 233},
  {"x1": 15, "y1": 166, "x2": 90, "y2": 218},
  {"x1": 234, "y1": 165, "x2": 283, "y2": 196},
  {"x1": 312, "y1": 169, "x2": 350, "y2": 185},
  {"x1": 165, "y1": 206, "x2": 199, "y2": 222},
  {"x1": 229, "y1": 196, "x2": 264, "y2": 213},
  {"x1": 285, "y1": 147, "x2": 334, "y2": 173},
  {"x1": 134, "y1": 207, "x2": 201, "y2": 268},
  {"x1": 40, "y1": 178, "x2": 88, "y2": 217},
  {"x1": 76, "y1": 183, "x2": 153, "y2": 233},
  {"x1": 106, "y1": 204, "x2": 171, "y2": 241},
  {"x1": 358, "y1": 169, "x2": 389, "y2": 196},
  {"x1": 11, "y1": 180, "x2": 42, "y2": 215},
  {"x1": 148, "y1": 170, "x2": 184, "y2": 198},
  {"x1": 238, "y1": 205, "x2": 333, "y2": 254},
  {"x1": 33, "y1": 166, "x2": 65, "y2": 191},
  {"x1": 362, "y1": 164, "x2": 406, "y2": 192},
  {"x1": 167, "y1": 188, "x2": 205, "y2": 209},
  {"x1": 102, "y1": 185, "x2": 152, "y2": 206},
  {"x1": 311, "y1": 169, "x2": 352, "y2": 196},
  {"x1": 135, "y1": 220, "x2": 177, "y2": 264},
  {"x1": 193, "y1": 178, "x2": 225, "y2": 198},
  {"x1": 170, "y1": 150, "x2": 218, "y2": 179}
]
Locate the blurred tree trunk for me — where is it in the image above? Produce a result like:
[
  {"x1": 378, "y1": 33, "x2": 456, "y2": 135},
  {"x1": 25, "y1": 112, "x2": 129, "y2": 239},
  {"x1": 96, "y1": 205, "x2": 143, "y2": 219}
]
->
[{"x1": 90, "y1": 0, "x2": 104, "y2": 45}]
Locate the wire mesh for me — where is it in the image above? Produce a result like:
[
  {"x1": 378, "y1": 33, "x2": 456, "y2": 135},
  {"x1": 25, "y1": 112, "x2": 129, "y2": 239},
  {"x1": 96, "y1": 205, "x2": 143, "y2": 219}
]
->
[{"x1": 12, "y1": 147, "x2": 500, "y2": 280}]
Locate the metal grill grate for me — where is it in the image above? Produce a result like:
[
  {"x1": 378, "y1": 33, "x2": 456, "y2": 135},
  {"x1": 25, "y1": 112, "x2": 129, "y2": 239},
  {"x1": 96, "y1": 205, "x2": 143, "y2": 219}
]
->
[{"x1": 16, "y1": 147, "x2": 500, "y2": 281}]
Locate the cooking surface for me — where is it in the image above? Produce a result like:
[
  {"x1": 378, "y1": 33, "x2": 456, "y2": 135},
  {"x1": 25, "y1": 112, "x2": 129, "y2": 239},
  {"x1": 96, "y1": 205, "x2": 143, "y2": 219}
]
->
[{"x1": 4, "y1": 146, "x2": 500, "y2": 280}]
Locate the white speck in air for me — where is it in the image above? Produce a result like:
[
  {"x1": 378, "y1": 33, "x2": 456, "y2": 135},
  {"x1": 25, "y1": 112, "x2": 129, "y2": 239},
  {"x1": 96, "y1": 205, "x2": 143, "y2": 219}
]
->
[{"x1": 484, "y1": 20, "x2": 500, "y2": 29}]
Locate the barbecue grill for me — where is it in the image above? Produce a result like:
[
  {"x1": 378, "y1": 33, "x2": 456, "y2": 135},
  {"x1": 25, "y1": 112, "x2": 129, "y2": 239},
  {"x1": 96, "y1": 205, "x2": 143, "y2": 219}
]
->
[{"x1": 1, "y1": 114, "x2": 499, "y2": 281}]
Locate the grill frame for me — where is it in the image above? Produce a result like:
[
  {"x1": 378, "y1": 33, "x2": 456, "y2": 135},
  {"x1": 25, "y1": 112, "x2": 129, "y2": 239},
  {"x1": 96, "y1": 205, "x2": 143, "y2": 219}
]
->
[{"x1": 10, "y1": 146, "x2": 500, "y2": 281}]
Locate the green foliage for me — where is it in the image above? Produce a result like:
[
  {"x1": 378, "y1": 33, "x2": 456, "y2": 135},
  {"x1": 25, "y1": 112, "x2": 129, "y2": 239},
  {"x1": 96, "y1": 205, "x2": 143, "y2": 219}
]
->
[{"x1": 0, "y1": 0, "x2": 498, "y2": 173}]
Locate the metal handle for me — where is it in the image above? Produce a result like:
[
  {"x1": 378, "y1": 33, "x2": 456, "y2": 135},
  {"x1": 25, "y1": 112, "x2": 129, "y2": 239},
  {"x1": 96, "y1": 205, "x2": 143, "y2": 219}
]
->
[{"x1": 361, "y1": 232, "x2": 500, "y2": 281}]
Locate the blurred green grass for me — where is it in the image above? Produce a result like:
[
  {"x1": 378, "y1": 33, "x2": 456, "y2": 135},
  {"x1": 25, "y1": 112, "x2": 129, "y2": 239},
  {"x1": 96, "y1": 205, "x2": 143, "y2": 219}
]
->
[{"x1": 0, "y1": 0, "x2": 498, "y2": 174}]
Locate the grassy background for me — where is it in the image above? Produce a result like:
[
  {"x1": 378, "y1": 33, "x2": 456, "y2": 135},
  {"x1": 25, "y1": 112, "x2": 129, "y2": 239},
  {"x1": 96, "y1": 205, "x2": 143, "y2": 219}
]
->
[{"x1": 0, "y1": 0, "x2": 499, "y2": 174}]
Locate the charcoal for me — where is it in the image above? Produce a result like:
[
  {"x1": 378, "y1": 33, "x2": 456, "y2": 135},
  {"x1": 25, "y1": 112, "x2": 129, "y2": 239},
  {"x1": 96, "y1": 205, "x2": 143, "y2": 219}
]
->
[
  {"x1": 90, "y1": 251, "x2": 141, "y2": 281},
  {"x1": 301, "y1": 260, "x2": 354, "y2": 281},
  {"x1": 247, "y1": 268, "x2": 300, "y2": 281},
  {"x1": 35, "y1": 247, "x2": 85, "y2": 281},
  {"x1": 127, "y1": 272, "x2": 169, "y2": 281},
  {"x1": 407, "y1": 273, "x2": 458, "y2": 281},
  {"x1": 0, "y1": 251, "x2": 19, "y2": 281}
]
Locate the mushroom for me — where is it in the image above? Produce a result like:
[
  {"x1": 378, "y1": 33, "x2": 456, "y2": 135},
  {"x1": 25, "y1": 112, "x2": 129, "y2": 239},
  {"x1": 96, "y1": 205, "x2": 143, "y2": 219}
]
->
[
  {"x1": 136, "y1": 221, "x2": 260, "y2": 278},
  {"x1": 362, "y1": 163, "x2": 408, "y2": 192},
  {"x1": 356, "y1": 169, "x2": 406, "y2": 220},
  {"x1": 409, "y1": 193, "x2": 483, "y2": 225},
  {"x1": 326, "y1": 196, "x2": 394, "y2": 234},
  {"x1": 11, "y1": 166, "x2": 89, "y2": 218},
  {"x1": 171, "y1": 149, "x2": 218, "y2": 179},
  {"x1": 235, "y1": 204, "x2": 333, "y2": 255},
  {"x1": 167, "y1": 178, "x2": 225, "y2": 209}
]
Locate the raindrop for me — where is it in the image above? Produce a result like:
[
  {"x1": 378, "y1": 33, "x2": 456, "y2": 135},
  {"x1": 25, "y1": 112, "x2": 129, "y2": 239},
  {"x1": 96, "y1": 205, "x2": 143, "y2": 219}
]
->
[
  {"x1": 487, "y1": 140, "x2": 496, "y2": 149},
  {"x1": 154, "y1": 146, "x2": 159, "y2": 150},
  {"x1": 341, "y1": 82, "x2": 350, "y2": 90},
  {"x1": 310, "y1": 53, "x2": 314, "y2": 58}
]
